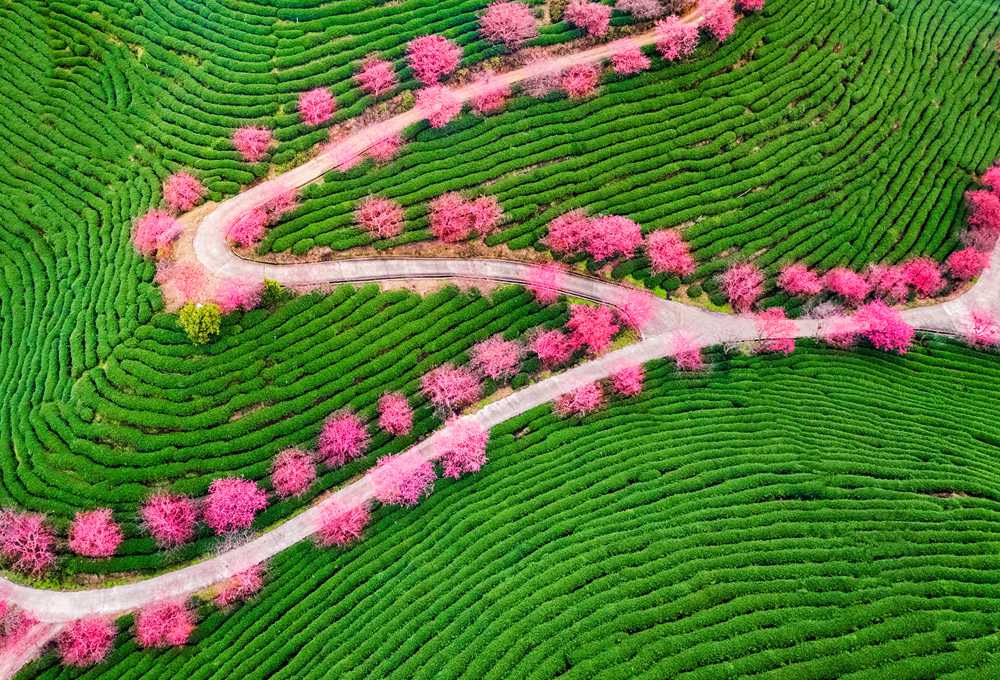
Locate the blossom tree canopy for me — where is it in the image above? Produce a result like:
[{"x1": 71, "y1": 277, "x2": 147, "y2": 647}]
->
[
  {"x1": 203, "y1": 478, "x2": 268, "y2": 535},
  {"x1": 406, "y1": 35, "x2": 462, "y2": 85},
  {"x1": 355, "y1": 56, "x2": 398, "y2": 97},
  {"x1": 317, "y1": 411, "x2": 370, "y2": 467},
  {"x1": 232, "y1": 126, "x2": 273, "y2": 162},
  {"x1": 68, "y1": 508, "x2": 123, "y2": 558},
  {"x1": 479, "y1": 1, "x2": 538, "y2": 49},
  {"x1": 140, "y1": 493, "x2": 198, "y2": 547}
]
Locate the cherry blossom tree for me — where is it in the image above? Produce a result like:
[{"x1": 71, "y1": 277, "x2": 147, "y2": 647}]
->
[
  {"x1": 901, "y1": 258, "x2": 944, "y2": 298},
  {"x1": 966, "y1": 190, "x2": 1000, "y2": 248},
  {"x1": 655, "y1": 16, "x2": 700, "y2": 60},
  {"x1": 545, "y1": 209, "x2": 594, "y2": 254},
  {"x1": 298, "y1": 87, "x2": 336, "y2": 126},
  {"x1": 317, "y1": 411, "x2": 370, "y2": 467},
  {"x1": 617, "y1": 289, "x2": 655, "y2": 330},
  {"x1": 406, "y1": 35, "x2": 462, "y2": 85},
  {"x1": 468, "y1": 195, "x2": 504, "y2": 235},
  {"x1": 647, "y1": 229, "x2": 695, "y2": 277},
  {"x1": 435, "y1": 419, "x2": 489, "y2": 478},
  {"x1": 555, "y1": 382, "x2": 604, "y2": 416},
  {"x1": 214, "y1": 565, "x2": 265, "y2": 608},
  {"x1": 522, "y1": 57, "x2": 562, "y2": 98},
  {"x1": 369, "y1": 455, "x2": 437, "y2": 506},
  {"x1": 610, "y1": 43, "x2": 652, "y2": 75},
  {"x1": 480, "y1": 1, "x2": 538, "y2": 49},
  {"x1": 564, "y1": 0, "x2": 612, "y2": 37},
  {"x1": 421, "y1": 364, "x2": 482, "y2": 412},
  {"x1": 610, "y1": 365, "x2": 644, "y2": 396},
  {"x1": 587, "y1": 215, "x2": 643, "y2": 260},
  {"x1": 853, "y1": 300, "x2": 914, "y2": 354},
  {"x1": 823, "y1": 267, "x2": 871, "y2": 305},
  {"x1": 317, "y1": 502, "x2": 370, "y2": 547},
  {"x1": 615, "y1": 0, "x2": 664, "y2": 20},
  {"x1": 263, "y1": 190, "x2": 299, "y2": 222},
  {"x1": 702, "y1": 0, "x2": 738, "y2": 41},
  {"x1": 667, "y1": 332, "x2": 704, "y2": 370},
  {"x1": 140, "y1": 493, "x2": 198, "y2": 547},
  {"x1": 203, "y1": 478, "x2": 268, "y2": 535},
  {"x1": 355, "y1": 56, "x2": 397, "y2": 97},
  {"x1": 356, "y1": 196, "x2": 405, "y2": 239},
  {"x1": 964, "y1": 309, "x2": 1000, "y2": 347},
  {"x1": 529, "y1": 328, "x2": 575, "y2": 368},
  {"x1": 0, "y1": 511, "x2": 55, "y2": 575},
  {"x1": 429, "y1": 192, "x2": 473, "y2": 242},
  {"x1": 821, "y1": 315, "x2": 859, "y2": 349},
  {"x1": 232, "y1": 126, "x2": 273, "y2": 162},
  {"x1": 561, "y1": 63, "x2": 601, "y2": 99},
  {"x1": 471, "y1": 74, "x2": 512, "y2": 115},
  {"x1": 163, "y1": 172, "x2": 205, "y2": 213},
  {"x1": 416, "y1": 85, "x2": 462, "y2": 128},
  {"x1": 159, "y1": 263, "x2": 205, "y2": 304},
  {"x1": 737, "y1": 0, "x2": 764, "y2": 11},
  {"x1": 946, "y1": 247, "x2": 988, "y2": 281},
  {"x1": 68, "y1": 509, "x2": 123, "y2": 558},
  {"x1": 214, "y1": 278, "x2": 264, "y2": 314},
  {"x1": 471, "y1": 336, "x2": 523, "y2": 380},
  {"x1": 754, "y1": 308, "x2": 796, "y2": 354},
  {"x1": 133, "y1": 209, "x2": 182, "y2": 255},
  {"x1": 225, "y1": 208, "x2": 269, "y2": 248},
  {"x1": 368, "y1": 134, "x2": 405, "y2": 163},
  {"x1": 777, "y1": 263, "x2": 822, "y2": 296},
  {"x1": 866, "y1": 264, "x2": 908, "y2": 302},
  {"x1": 135, "y1": 602, "x2": 194, "y2": 648},
  {"x1": 57, "y1": 617, "x2": 116, "y2": 667},
  {"x1": 271, "y1": 448, "x2": 316, "y2": 498},
  {"x1": 378, "y1": 393, "x2": 414, "y2": 436},
  {"x1": 566, "y1": 304, "x2": 620, "y2": 354},
  {"x1": 722, "y1": 262, "x2": 764, "y2": 312},
  {"x1": 0, "y1": 602, "x2": 36, "y2": 649},
  {"x1": 982, "y1": 163, "x2": 1000, "y2": 193},
  {"x1": 527, "y1": 262, "x2": 565, "y2": 304}
]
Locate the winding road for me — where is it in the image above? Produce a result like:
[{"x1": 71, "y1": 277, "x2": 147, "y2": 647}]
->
[{"x1": 1, "y1": 5, "x2": 997, "y2": 675}]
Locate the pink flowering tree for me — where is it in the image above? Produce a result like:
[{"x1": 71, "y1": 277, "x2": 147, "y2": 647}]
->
[
  {"x1": 369, "y1": 455, "x2": 437, "y2": 506},
  {"x1": 355, "y1": 56, "x2": 397, "y2": 97},
  {"x1": 214, "y1": 278, "x2": 264, "y2": 314},
  {"x1": 368, "y1": 133, "x2": 404, "y2": 163},
  {"x1": 964, "y1": 309, "x2": 1000, "y2": 348},
  {"x1": 966, "y1": 189, "x2": 1000, "y2": 249},
  {"x1": 163, "y1": 172, "x2": 205, "y2": 213},
  {"x1": 615, "y1": 0, "x2": 665, "y2": 20},
  {"x1": 946, "y1": 247, "x2": 988, "y2": 281},
  {"x1": 647, "y1": 229, "x2": 695, "y2": 277},
  {"x1": 529, "y1": 328, "x2": 575, "y2": 368},
  {"x1": 159, "y1": 263, "x2": 205, "y2": 304},
  {"x1": 429, "y1": 192, "x2": 472, "y2": 242},
  {"x1": 378, "y1": 393, "x2": 414, "y2": 436},
  {"x1": 610, "y1": 364, "x2": 644, "y2": 396},
  {"x1": 982, "y1": 163, "x2": 1000, "y2": 192},
  {"x1": 298, "y1": 87, "x2": 336, "y2": 126},
  {"x1": 262, "y1": 190, "x2": 298, "y2": 222},
  {"x1": 203, "y1": 478, "x2": 268, "y2": 535},
  {"x1": 702, "y1": 0, "x2": 738, "y2": 41},
  {"x1": 317, "y1": 502, "x2": 371, "y2": 547},
  {"x1": 754, "y1": 308, "x2": 796, "y2": 355},
  {"x1": 777, "y1": 263, "x2": 822, "y2": 297},
  {"x1": 271, "y1": 448, "x2": 316, "y2": 498},
  {"x1": 566, "y1": 304, "x2": 620, "y2": 354},
  {"x1": 214, "y1": 565, "x2": 265, "y2": 608},
  {"x1": 564, "y1": 0, "x2": 612, "y2": 37},
  {"x1": 738, "y1": 0, "x2": 764, "y2": 11},
  {"x1": 0, "y1": 511, "x2": 55, "y2": 575},
  {"x1": 866, "y1": 264, "x2": 908, "y2": 302},
  {"x1": 317, "y1": 411, "x2": 370, "y2": 467},
  {"x1": 853, "y1": 300, "x2": 914, "y2": 354},
  {"x1": 356, "y1": 196, "x2": 405, "y2": 239},
  {"x1": 421, "y1": 364, "x2": 482, "y2": 412},
  {"x1": 667, "y1": 332, "x2": 705, "y2": 370},
  {"x1": 561, "y1": 63, "x2": 601, "y2": 99},
  {"x1": 545, "y1": 209, "x2": 594, "y2": 254},
  {"x1": 226, "y1": 208, "x2": 269, "y2": 248},
  {"x1": 480, "y1": 1, "x2": 538, "y2": 50},
  {"x1": 133, "y1": 210, "x2": 182, "y2": 256},
  {"x1": 406, "y1": 35, "x2": 462, "y2": 85},
  {"x1": 555, "y1": 382, "x2": 605, "y2": 417},
  {"x1": 901, "y1": 258, "x2": 944, "y2": 298},
  {"x1": 416, "y1": 85, "x2": 462, "y2": 128},
  {"x1": 655, "y1": 16, "x2": 700, "y2": 60},
  {"x1": 617, "y1": 290, "x2": 655, "y2": 330},
  {"x1": 57, "y1": 617, "x2": 116, "y2": 667},
  {"x1": 824, "y1": 267, "x2": 871, "y2": 305},
  {"x1": 135, "y1": 602, "x2": 195, "y2": 648},
  {"x1": 522, "y1": 57, "x2": 562, "y2": 98},
  {"x1": 527, "y1": 262, "x2": 565, "y2": 305},
  {"x1": 587, "y1": 215, "x2": 644, "y2": 260},
  {"x1": 468, "y1": 195, "x2": 504, "y2": 235},
  {"x1": 610, "y1": 43, "x2": 652, "y2": 75},
  {"x1": 0, "y1": 602, "x2": 36, "y2": 649},
  {"x1": 68, "y1": 508, "x2": 123, "y2": 558},
  {"x1": 722, "y1": 262, "x2": 764, "y2": 312},
  {"x1": 471, "y1": 336, "x2": 523, "y2": 381},
  {"x1": 821, "y1": 315, "x2": 859, "y2": 349},
  {"x1": 140, "y1": 493, "x2": 198, "y2": 547},
  {"x1": 435, "y1": 419, "x2": 489, "y2": 478},
  {"x1": 471, "y1": 74, "x2": 512, "y2": 115},
  {"x1": 232, "y1": 126, "x2": 273, "y2": 162}
]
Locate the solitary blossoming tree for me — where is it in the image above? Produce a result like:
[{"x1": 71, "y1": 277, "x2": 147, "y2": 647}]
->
[
  {"x1": 225, "y1": 208, "x2": 269, "y2": 248},
  {"x1": 617, "y1": 290, "x2": 655, "y2": 330},
  {"x1": 966, "y1": 189, "x2": 1000, "y2": 249},
  {"x1": 824, "y1": 267, "x2": 871, "y2": 305},
  {"x1": 57, "y1": 618, "x2": 117, "y2": 667},
  {"x1": 471, "y1": 336, "x2": 523, "y2": 380},
  {"x1": 610, "y1": 365, "x2": 644, "y2": 396},
  {"x1": 545, "y1": 209, "x2": 593, "y2": 254},
  {"x1": 529, "y1": 328, "x2": 575, "y2": 368},
  {"x1": 901, "y1": 258, "x2": 944, "y2": 298},
  {"x1": 369, "y1": 455, "x2": 437, "y2": 506},
  {"x1": 298, "y1": 87, "x2": 336, "y2": 125},
  {"x1": 527, "y1": 262, "x2": 565, "y2": 304},
  {"x1": 561, "y1": 63, "x2": 601, "y2": 99},
  {"x1": 68, "y1": 509, "x2": 123, "y2": 558},
  {"x1": 722, "y1": 262, "x2": 764, "y2": 312},
  {"x1": 416, "y1": 86, "x2": 463, "y2": 128},
  {"x1": 946, "y1": 247, "x2": 988, "y2": 281},
  {"x1": 356, "y1": 196, "x2": 405, "y2": 239},
  {"x1": 355, "y1": 56, "x2": 397, "y2": 97},
  {"x1": 982, "y1": 163, "x2": 1000, "y2": 192},
  {"x1": 479, "y1": 1, "x2": 538, "y2": 49},
  {"x1": 378, "y1": 393, "x2": 414, "y2": 436},
  {"x1": 566, "y1": 304, "x2": 620, "y2": 354},
  {"x1": 317, "y1": 411, "x2": 370, "y2": 467},
  {"x1": 610, "y1": 43, "x2": 652, "y2": 75},
  {"x1": 754, "y1": 307, "x2": 796, "y2": 355},
  {"x1": 468, "y1": 195, "x2": 504, "y2": 234},
  {"x1": 135, "y1": 602, "x2": 195, "y2": 648},
  {"x1": 586, "y1": 215, "x2": 643, "y2": 261},
  {"x1": 271, "y1": 448, "x2": 316, "y2": 498},
  {"x1": 422, "y1": 364, "x2": 482, "y2": 412},
  {"x1": 853, "y1": 300, "x2": 914, "y2": 354},
  {"x1": 435, "y1": 419, "x2": 489, "y2": 478},
  {"x1": 0, "y1": 511, "x2": 55, "y2": 574},
  {"x1": 232, "y1": 126, "x2": 273, "y2": 162},
  {"x1": 140, "y1": 493, "x2": 198, "y2": 547},
  {"x1": 647, "y1": 229, "x2": 696, "y2": 277},
  {"x1": 702, "y1": 0, "x2": 738, "y2": 41},
  {"x1": 316, "y1": 502, "x2": 371, "y2": 547},
  {"x1": 163, "y1": 172, "x2": 205, "y2": 212},
  {"x1": 564, "y1": 0, "x2": 612, "y2": 37},
  {"x1": 777, "y1": 263, "x2": 822, "y2": 296},
  {"x1": 655, "y1": 16, "x2": 700, "y2": 60},
  {"x1": 471, "y1": 73, "x2": 512, "y2": 114},
  {"x1": 667, "y1": 332, "x2": 704, "y2": 370},
  {"x1": 406, "y1": 35, "x2": 462, "y2": 85},
  {"x1": 133, "y1": 210, "x2": 182, "y2": 255},
  {"x1": 203, "y1": 478, "x2": 268, "y2": 535},
  {"x1": 555, "y1": 382, "x2": 605, "y2": 416},
  {"x1": 214, "y1": 565, "x2": 265, "y2": 608}
]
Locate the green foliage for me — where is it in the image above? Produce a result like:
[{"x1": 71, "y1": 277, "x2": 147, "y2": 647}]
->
[
  {"x1": 178, "y1": 303, "x2": 221, "y2": 345},
  {"x1": 260, "y1": 279, "x2": 292, "y2": 309}
]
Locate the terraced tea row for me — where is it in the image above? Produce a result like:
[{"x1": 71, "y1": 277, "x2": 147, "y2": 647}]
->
[{"x1": 20, "y1": 340, "x2": 1000, "y2": 678}]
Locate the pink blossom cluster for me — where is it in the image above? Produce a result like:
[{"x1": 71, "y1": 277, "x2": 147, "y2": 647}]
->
[
  {"x1": 214, "y1": 565, "x2": 265, "y2": 608},
  {"x1": 141, "y1": 492, "x2": 198, "y2": 548},
  {"x1": 654, "y1": 16, "x2": 700, "y2": 61},
  {"x1": 617, "y1": 289, "x2": 655, "y2": 330},
  {"x1": 823, "y1": 268, "x2": 871, "y2": 305},
  {"x1": 271, "y1": 448, "x2": 316, "y2": 498},
  {"x1": 610, "y1": 364, "x2": 644, "y2": 396},
  {"x1": 356, "y1": 196, "x2": 405, "y2": 239},
  {"x1": 428, "y1": 192, "x2": 503, "y2": 242},
  {"x1": 163, "y1": 172, "x2": 206, "y2": 212},
  {"x1": 57, "y1": 617, "x2": 116, "y2": 667},
  {"x1": 318, "y1": 411, "x2": 370, "y2": 467},
  {"x1": 203, "y1": 477, "x2": 268, "y2": 535},
  {"x1": 754, "y1": 307, "x2": 796, "y2": 354},
  {"x1": 355, "y1": 56, "x2": 397, "y2": 97},
  {"x1": 529, "y1": 328, "x2": 576, "y2": 368},
  {"x1": 0, "y1": 510, "x2": 55, "y2": 575},
  {"x1": 721, "y1": 262, "x2": 764, "y2": 312},
  {"x1": 135, "y1": 601, "x2": 195, "y2": 648},
  {"x1": 226, "y1": 190, "x2": 298, "y2": 248},
  {"x1": 406, "y1": 35, "x2": 462, "y2": 85},
  {"x1": 415, "y1": 85, "x2": 463, "y2": 128},
  {"x1": 900, "y1": 258, "x2": 944, "y2": 297},
  {"x1": 610, "y1": 44, "x2": 652, "y2": 75},
  {"x1": 779, "y1": 256, "x2": 962, "y2": 305},
  {"x1": 369, "y1": 455, "x2": 437, "y2": 506},
  {"x1": 647, "y1": 229, "x2": 695, "y2": 276},
  {"x1": 232, "y1": 126, "x2": 273, "y2": 162},
  {"x1": 566, "y1": 304, "x2": 620, "y2": 354},
  {"x1": 615, "y1": 0, "x2": 664, "y2": 20},
  {"x1": 368, "y1": 134, "x2": 404, "y2": 163},
  {"x1": 317, "y1": 502, "x2": 371, "y2": 547},
  {"x1": 471, "y1": 73, "x2": 513, "y2": 115},
  {"x1": 213, "y1": 278, "x2": 264, "y2": 314},
  {"x1": 298, "y1": 87, "x2": 336, "y2": 126},
  {"x1": 527, "y1": 262, "x2": 565, "y2": 304},
  {"x1": 777, "y1": 263, "x2": 823, "y2": 296},
  {"x1": 946, "y1": 247, "x2": 988, "y2": 281},
  {"x1": 702, "y1": 0, "x2": 738, "y2": 41},
  {"x1": 555, "y1": 382, "x2": 605, "y2": 416},
  {"x1": 865, "y1": 264, "x2": 909, "y2": 302},
  {"x1": 435, "y1": 419, "x2": 489, "y2": 478},
  {"x1": 378, "y1": 393, "x2": 414, "y2": 436},
  {"x1": 561, "y1": 63, "x2": 601, "y2": 98},
  {"x1": 737, "y1": 0, "x2": 764, "y2": 11},
  {"x1": 668, "y1": 332, "x2": 705, "y2": 370},
  {"x1": 852, "y1": 300, "x2": 914, "y2": 354},
  {"x1": 480, "y1": 1, "x2": 538, "y2": 49},
  {"x1": 158, "y1": 263, "x2": 205, "y2": 303},
  {"x1": 0, "y1": 601, "x2": 36, "y2": 649},
  {"x1": 68, "y1": 508, "x2": 123, "y2": 558},
  {"x1": 545, "y1": 209, "x2": 643, "y2": 261},
  {"x1": 564, "y1": 0, "x2": 612, "y2": 37},
  {"x1": 422, "y1": 364, "x2": 482, "y2": 412},
  {"x1": 471, "y1": 336, "x2": 523, "y2": 380},
  {"x1": 133, "y1": 209, "x2": 182, "y2": 256},
  {"x1": 965, "y1": 309, "x2": 1000, "y2": 348},
  {"x1": 522, "y1": 57, "x2": 562, "y2": 98}
]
